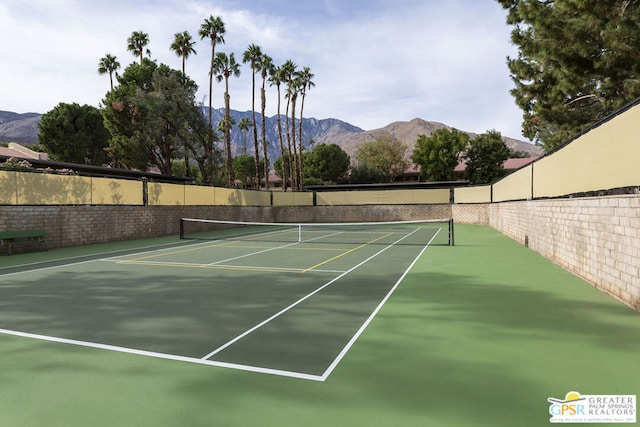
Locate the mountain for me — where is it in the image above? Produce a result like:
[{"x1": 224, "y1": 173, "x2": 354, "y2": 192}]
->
[
  {"x1": 0, "y1": 109, "x2": 541, "y2": 162},
  {"x1": 0, "y1": 111, "x2": 41, "y2": 144},
  {"x1": 326, "y1": 118, "x2": 543, "y2": 160}
]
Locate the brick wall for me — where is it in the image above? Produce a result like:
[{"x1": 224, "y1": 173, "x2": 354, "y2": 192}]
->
[
  {"x1": 0, "y1": 204, "x2": 451, "y2": 251},
  {"x1": 3, "y1": 200, "x2": 638, "y2": 311},
  {"x1": 486, "y1": 195, "x2": 640, "y2": 311}
]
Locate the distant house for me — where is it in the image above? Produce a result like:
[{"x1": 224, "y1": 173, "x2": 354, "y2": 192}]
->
[
  {"x1": 454, "y1": 157, "x2": 538, "y2": 178},
  {"x1": 0, "y1": 142, "x2": 48, "y2": 161},
  {"x1": 394, "y1": 157, "x2": 538, "y2": 183}
]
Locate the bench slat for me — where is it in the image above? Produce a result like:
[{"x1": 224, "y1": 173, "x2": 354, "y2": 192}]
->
[{"x1": 0, "y1": 230, "x2": 48, "y2": 255}]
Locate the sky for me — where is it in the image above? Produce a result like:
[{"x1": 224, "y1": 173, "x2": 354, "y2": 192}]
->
[{"x1": 0, "y1": 0, "x2": 528, "y2": 140}]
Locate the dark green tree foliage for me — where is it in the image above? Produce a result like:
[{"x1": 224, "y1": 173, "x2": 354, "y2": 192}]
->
[
  {"x1": 355, "y1": 135, "x2": 408, "y2": 183},
  {"x1": 102, "y1": 60, "x2": 218, "y2": 178},
  {"x1": 303, "y1": 143, "x2": 350, "y2": 184},
  {"x1": 102, "y1": 59, "x2": 157, "y2": 170},
  {"x1": 38, "y1": 103, "x2": 110, "y2": 165},
  {"x1": 497, "y1": 0, "x2": 640, "y2": 151},
  {"x1": 411, "y1": 128, "x2": 468, "y2": 182},
  {"x1": 464, "y1": 130, "x2": 511, "y2": 184},
  {"x1": 273, "y1": 153, "x2": 291, "y2": 186},
  {"x1": 348, "y1": 165, "x2": 387, "y2": 184},
  {"x1": 232, "y1": 154, "x2": 257, "y2": 188}
]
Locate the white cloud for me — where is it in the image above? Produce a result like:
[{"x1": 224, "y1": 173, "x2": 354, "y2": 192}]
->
[{"x1": 0, "y1": 0, "x2": 527, "y2": 140}]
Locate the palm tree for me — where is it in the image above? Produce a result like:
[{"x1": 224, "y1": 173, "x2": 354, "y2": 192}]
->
[
  {"x1": 98, "y1": 54, "x2": 120, "y2": 91},
  {"x1": 127, "y1": 31, "x2": 151, "y2": 64},
  {"x1": 282, "y1": 60, "x2": 297, "y2": 189},
  {"x1": 237, "y1": 117, "x2": 252, "y2": 154},
  {"x1": 258, "y1": 53, "x2": 274, "y2": 189},
  {"x1": 287, "y1": 75, "x2": 301, "y2": 190},
  {"x1": 296, "y1": 67, "x2": 315, "y2": 189},
  {"x1": 242, "y1": 44, "x2": 263, "y2": 186},
  {"x1": 269, "y1": 65, "x2": 288, "y2": 190},
  {"x1": 169, "y1": 31, "x2": 197, "y2": 178},
  {"x1": 199, "y1": 16, "x2": 226, "y2": 130},
  {"x1": 170, "y1": 31, "x2": 197, "y2": 75},
  {"x1": 213, "y1": 52, "x2": 241, "y2": 187}
]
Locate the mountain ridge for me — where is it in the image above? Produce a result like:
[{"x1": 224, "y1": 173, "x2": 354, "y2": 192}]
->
[{"x1": 0, "y1": 109, "x2": 542, "y2": 162}]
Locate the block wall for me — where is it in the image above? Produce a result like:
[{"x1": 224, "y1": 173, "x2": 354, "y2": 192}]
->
[{"x1": 488, "y1": 195, "x2": 640, "y2": 311}]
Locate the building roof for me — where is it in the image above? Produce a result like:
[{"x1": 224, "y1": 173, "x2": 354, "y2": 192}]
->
[
  {"x1": 0, "y1": 143, "x2": 191, "y2": 184},
  {"x1": 0, "y1": 142, "x2": 49, "y2": 160},
  {"x1": 455, "y1": 157, "x2": 538, "y2": 173}
]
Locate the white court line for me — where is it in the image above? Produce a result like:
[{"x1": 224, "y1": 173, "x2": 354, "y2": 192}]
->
[
  {"x1": 108, "y1": 259, "x2": 345, "y2": 274},
  {"x1": 206, "y1": 241, "x2": 300, "y2": 266},
  {"x1": 0, "y1": 328, "x2": 323, "y2": 382},
  {"x1": 1, "y1": 227, "x2": 436, "y2": 382},
  {"x1": 200, "y1": 227, "x2": 423, "y2": 362},
  {"x1": 318, "y1": 228, "x2": 441, "y2": 381},
  {"x1": 0, "y1": 241, "x2": 197, "y2": 271},
  {"x1": 0, "y1": 259, "x2": 101, "y2": 278}
]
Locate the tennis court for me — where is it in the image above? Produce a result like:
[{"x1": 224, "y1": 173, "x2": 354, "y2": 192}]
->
[
  {"x1": 1, "y1": 223, "x2": 638, "y2": 426},
  {"x1": 0, "y1": 218, "x2": 452, "y2": 381}
]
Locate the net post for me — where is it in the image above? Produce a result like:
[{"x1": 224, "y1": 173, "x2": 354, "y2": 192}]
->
[
  {"x1": 449, "y1": 218, "x2": 455, "y2": 246},
  {"x1": 298, "y1": 224, "x2": 302, "y2": 243},
  {"x1": 180, "y1": 218, "x2": 184, "y2": 240}
]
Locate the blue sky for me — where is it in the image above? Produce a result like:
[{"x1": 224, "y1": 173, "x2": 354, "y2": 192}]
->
[{"x1": 0, "y1": 0, "x2": 527, "y2": 140}]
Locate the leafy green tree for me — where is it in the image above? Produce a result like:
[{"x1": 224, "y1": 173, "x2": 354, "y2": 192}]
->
[
  {"x1": 464, "y1": 130, "x2": 511, "y2": 184},
  {"x1": 348, "y1": 165, "x2": 387, "y2": 184},
  {"x1": 273, "y1": 153, "x2": 292, "y2": 189},
  {"x1": 38, "y1": 103, "x2": 110, "y2": 165},
  {"x1": 213, "y1": 51, "x2": 241, "y2": 187},
  {"x1": 102, "y1": 59, "x2": 158, "y2": 170},
  {"x1": 127, "y1": 31, "x2": 151, "y2": 64},
  {"x1": 127, "y1": 66, "x2": 201, "y2": 175},
  {"x1": 170, "y1": 31, "x2": 197, "y2": 75},
  {"x1": 199, "y1": 15, "x2": 226, "y2": 131},
  {"x1": 497, "y1": 0, "x2": 640, "y2": 150},
  {"x1": 411, "y1": 128, "x2": 468, "y2": 181},
  {"x1": 304, "y1": 143, "x2": 350, "y2": 184},
  {"x1": 102, "y1": 61, "x2": 214, "y2": 176},
  {"x1": 233, "y1": 154, "x2": 257, "y2": 188},
  {"x1": 355, "y1": 135, "x2": 408, "y2": 182},
  {"x1": 98, "y1": 54, "x2": 120, "y2": 91}
]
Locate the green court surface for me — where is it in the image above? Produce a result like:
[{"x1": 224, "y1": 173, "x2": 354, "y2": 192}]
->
[{"x1": 0, "y1": 224, "x2": 638, "y2": 426}]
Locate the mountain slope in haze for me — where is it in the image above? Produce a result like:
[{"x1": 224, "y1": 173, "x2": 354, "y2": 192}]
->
[
  {"x1": 0, "y1": 110, "x2": 541, "y2": 163},
  {"x1": 0, "y1": 111, "x2": 41, "y2": 144},
  {"x1": 331, "y1": 118, "x2": 543, "y2": 161}
]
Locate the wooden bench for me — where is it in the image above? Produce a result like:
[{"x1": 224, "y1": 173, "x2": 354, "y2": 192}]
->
[{"x1": 0, "y1": 230, "x2": 48, "y2": 255}]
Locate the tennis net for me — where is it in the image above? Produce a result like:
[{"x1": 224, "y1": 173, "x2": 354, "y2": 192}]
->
[{"x1": 180, "y1": 218, "x2": 454, "y2": 246}]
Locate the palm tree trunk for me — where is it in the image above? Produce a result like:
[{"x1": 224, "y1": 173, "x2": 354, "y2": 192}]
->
[
  {"x1": 251, "y1": 68, "x2": 260, "y2": 188},
  {"x1": 260, "y1": 82, "x2": 269, "y2": 190},
  {"x1": 290, "y1": 95, "x2": 298, "y2": 190},
  {"x1": 298, "y1": 92, "x2": 307, "y2": 189},
  {"x1": 276, "y1": 85, "x2": 287, "y2": 191},
  {"x1": 285, "y1": 96, "x2": 295, "y2": 190},
  {"x1": 224, "y1": 82, "x2": 234, "y2": 187}
]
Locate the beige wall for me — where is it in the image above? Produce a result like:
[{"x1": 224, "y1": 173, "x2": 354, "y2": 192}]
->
[
  {"x1": 534, "y1": 106, "x2": 640, "y2": 198},
  {"x1": 316, "y1": 188, "x2": 450, "y2": 206},
  {"x1": 454, "y1": 185, "x2": 491, "y2": 204}
]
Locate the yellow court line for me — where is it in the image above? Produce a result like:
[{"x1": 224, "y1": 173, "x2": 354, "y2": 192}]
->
[
  {"x1": 122, "y1": 239, "x2": 243, "y2": 262},
  {"x1": 301, "y1": 233, "x2": 393, "y2": 273},
  {"x1": 115, "y1": 260, "x2": 309, "y2": 274}
]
